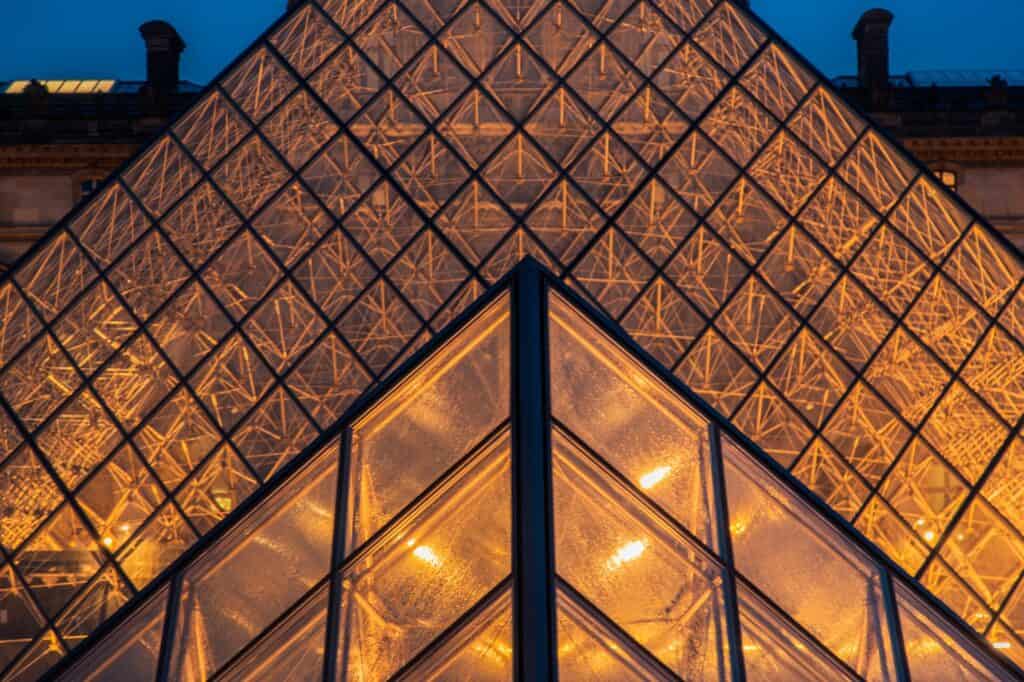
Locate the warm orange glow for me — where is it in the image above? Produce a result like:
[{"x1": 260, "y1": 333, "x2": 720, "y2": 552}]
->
[
  {"x1": 412, "y1": 545, "x2": 442, "y2": 568},
  {"x1": 606, "y1": 540, "x2": 646, "y2": 571},
  {"x1": 4, "y1": 0, "x2": 1023, "y2": 675},
  {"x1": 638, "y1": 466, "x2": 672, "y2": 490}
]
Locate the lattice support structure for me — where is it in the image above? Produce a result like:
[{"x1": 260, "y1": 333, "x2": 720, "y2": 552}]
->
[{"x1": 0, "y1": 0, "x2": 1022, "y2": 676}]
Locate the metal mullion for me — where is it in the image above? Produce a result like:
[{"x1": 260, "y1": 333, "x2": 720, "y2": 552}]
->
[
  {"x1": 343, "y1": 418, "x2": 511, "y2": 569},
  {"x1": 618, "y1": 117, "x2": 874, "y2": 376},
  {"x1": 553, "y1": 41, "x2": 814, "y2": 293},
  {"x1": 55, "y1": 195, "x2": 271, "y2": 530},
  {"x1": 555, "y1": 577, "x2": 683, "y2": 681},
  {"x1": 384, "y1": 0, "x2": 663, "y2": 241},
  {"x1": 550, "y1": 416, "x2": 722, "y2": 563},
  {"x1": 170, "y1": 118, "x2": 378, "y2": 423},
  {"x1": 41, "y1": 273, "x2": 515, "y2": 679},
  {"x1": 843, "y1": 250, "x2": 1024, "y2": 532},
  {"x1": 735, "y1": 2, "x2": 1024, "y2": 270},
  {"x1": 549, "y1": 13, "x2": 781, "y2": 279},
  {"x1": 0, "y1": 0, "x2": 320, "y2": 287},
  {"x1": 0, "y1": 531, "x2": 77, "y2": 680},
  {"x1": 986, "y1": 562, "x2": 1024, "y2": 639},
  {"x1": 879, "y1": 568, "x2": 912, "y2": 682},
  {"x1": 509, "y1": 262, "x2": 557, "y2": 680},
  {"x1": 567, "y1": 68, "x2": 836, "y2": 433},
  {"x1": 54, "y1": 212, "x2": 252, "y2": 494},
  {"x1": 154, "y1": 572, "x2": 184, "y2": 682},
  {"x1": 322, "y1": 429, "x2": 349, "y2": 682},
  {"x1": 541, "y1": 268, "x2": 894, "y2": 571},
  {"x1": 112, "y1": 164, "x2": 362, "y2": 481},
  {"x1": 915, "y1": 413, "x2": 1024, "y2": 584},
  {"x1": 166, "y1": 113, "x2": 406, "y2": 385},
  {"x1": 389, "y1": 576, "x2": 514, "y2": 680},
  {"x1": 321, "y1": 23, "x2": 576, "y2": 236},
  {"x1": 708, "y1": 424, "x2": 747, "y2": 681},
  {"x1": 1, "y1": 275, "x2": 156, "y2": 587},
  {"x1": 540, "y1": 265, "x2": 1024, "y2": 680},
  {"x1": 732, "y1": 568, "x2": 867, "y2": 680},
  {"x1": 259, "y1": 42, "x2": 474, "y2": 331},
  {"x1": 207, "y1": 573, "x2": 334, "y2": 681},
  {"x1": 0, "y1": 621, "x2": 70, "y2": 682}
]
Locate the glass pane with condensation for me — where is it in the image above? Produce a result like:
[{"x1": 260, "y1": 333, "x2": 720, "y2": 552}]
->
[
  {"x1": 723, "y1": 437, "x2": 897, "y2": 680},
  {"x1": 167, "y1": 447, "x2": 337, "y2": 680},
  {"x1": 217, "y1": 583, "x2": 328, "y2": 682},
  {"x1": 347, "y1": 294, "x2": 509, "y2": 550},
  {"x1": 556, "y1": 584, "x2": 675, "y2": 681},
  {"x1": 548, "y1": 292, "x2": 716, "y2": 547},
  {"x1": 738, "y1": 584, "x2": 858, "y2": 681},
  {"x1": 58, "y1": 587, "x2": 167, "y2": 682},
  {"x1": 552, "y1": 429, "x2": 729, "y2": 681},
  {"x1": 392, "y1": 588, "x2": 512, "y2": 682},
  {"x1": 336, "y1": 433, "x2": 510, "y2": 682},
  {"x1": 897, "y1": 584, "x2": 1006, "y2": 681}
]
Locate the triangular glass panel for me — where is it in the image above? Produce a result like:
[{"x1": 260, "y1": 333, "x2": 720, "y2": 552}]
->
[
  {"x1": 3, "y1": 0, "x2": 1024, "y2": 672},
  {"x1": 555, "y1": 583, "x2": 677, "y2": 680},
  {"x1": 391, "y1": 586, "x2": 513, "y2": 681}
]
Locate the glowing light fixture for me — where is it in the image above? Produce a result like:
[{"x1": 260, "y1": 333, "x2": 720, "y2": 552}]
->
[
  {"x1": 638, "y1": 466, "x2": 671, "y2": 490},
  {"x1": 606, "y1": 540, "x2": 646, "y2": 571},
  {"x1": 413, "y1": 545, "x2": 442, "y2": 568}
]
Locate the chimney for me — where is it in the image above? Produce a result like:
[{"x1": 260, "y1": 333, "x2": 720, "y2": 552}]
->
[
  {"x1": 287, "y1": 0, "x2": 303, "y2": 9},
  {"x1": 853, "y1": 9, "x2": 894, "y2": 93},
  {"x1": 140, "y1": 21, "x2": 185, "y2": 97}
]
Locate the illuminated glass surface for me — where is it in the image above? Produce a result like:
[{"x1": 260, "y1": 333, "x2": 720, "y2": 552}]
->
[
  {"x1": 0, "y1": 0, "x2": 1022, "y2": 675},
  {"x1": 50, "y1": 279, "x2": 1016, "y2": 681}
]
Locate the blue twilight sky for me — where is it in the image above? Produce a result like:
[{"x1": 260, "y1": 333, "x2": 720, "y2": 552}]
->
[{"x1": 0, "y1": 1, "x2": 1022, "y2": 84}]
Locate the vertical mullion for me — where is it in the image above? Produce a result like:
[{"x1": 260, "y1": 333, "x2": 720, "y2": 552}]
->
[
  {"x1": 708, "y1": 424, "x2": 748, "y2": 682},
  {"x1": 322, "y1": 430, "x2": 350, "y2": 682},
  {"x1": 510, "y1": 262, "x2": 557, "y2": 681},
  {"x1": 154, "y1": 573, "x2": 184, "y2": 682},
  {"x1": 880, "y1": 569, "x2": 912, "y2": 682}
]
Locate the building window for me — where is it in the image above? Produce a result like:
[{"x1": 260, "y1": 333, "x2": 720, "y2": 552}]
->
[
  {"x1": 80, "y1": 178, "x2": 102, "y2": 199},
  {"x1": 935, "y1": 169, "x2": 958, "y2": 192}
]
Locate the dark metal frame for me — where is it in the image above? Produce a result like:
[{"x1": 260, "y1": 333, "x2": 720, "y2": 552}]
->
[
  {"x1": 7, "y1": 0, "x2": 1024, "y2": 676},
  {"x1": 44, "y1": 259, "x2": 1022, "y2": 681}
]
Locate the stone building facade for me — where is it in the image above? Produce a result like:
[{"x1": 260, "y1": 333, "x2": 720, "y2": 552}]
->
[{"x1": 0, "y1": 5, "x2": 1021, "y2": 269}]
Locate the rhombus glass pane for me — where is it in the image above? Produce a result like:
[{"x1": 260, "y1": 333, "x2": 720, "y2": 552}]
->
[
  {"x1": 335, "y1": 431, "x2": 511, "y2": 681},
  {"x1": 3, "y1": 0, "x2": 1024, "y2": 672}
]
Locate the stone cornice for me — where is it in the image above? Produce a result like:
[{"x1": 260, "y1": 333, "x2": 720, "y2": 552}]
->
[
  {"x1": 902, "y1": 136, "x2": 1024, "y2": 165},
  {"x1": 0, "y1": 143, "x2": 137, "y2": 171}
]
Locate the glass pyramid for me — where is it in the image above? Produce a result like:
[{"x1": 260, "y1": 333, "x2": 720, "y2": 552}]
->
[
  {"x1": 46, "y1": 266, "x2": 1016, "y2": 681},
  {"x1": 0, "y1": 0, "x2": 1022, "y2": 675}
]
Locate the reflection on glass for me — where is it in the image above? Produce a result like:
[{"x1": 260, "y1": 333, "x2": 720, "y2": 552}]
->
[
  {"x1": 738, "y1": 584, "x2": 857, "y2": 680},
  {"x1": 723, "y1": 437, "x2": 896, "y2": 680},
  {"x1": 168, "y1": 447, "x2": 337, "y2": 679},
  {"x1": 0, "y1": 563, "x2": 46, "y2": 671},
  {"x1": 348, "y1": 294, "x2": 509, "y2": 550},
  {"x1": 393, "y1": 587, "x2": 512, "y2": 681},
  {"x1": 549, "y1": 292, "x2": 715, "y2": 547},
  {"x1": 552, "y1": 428, "x2": 729, "y2": 681},
  {"x1": 898, "y1": 585, "x2": 1004, "y2": 681},
  {"x1": 217, "y1": 583, "x2": 328, "y2": 682},
  {"x1": 58, "y1": 588, "x2": 166, "y2": 682},
  {"x1": 337, "y1": 432, "x2": 510, "y2": 681},
  {"x1": 557, "y1": 583, "x2": 676, "y2": 681}
]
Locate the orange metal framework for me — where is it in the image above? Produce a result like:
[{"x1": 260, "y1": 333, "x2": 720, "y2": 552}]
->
[{"x1": 0, "y1": 0, "x2": 1022, "y2": 676}]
